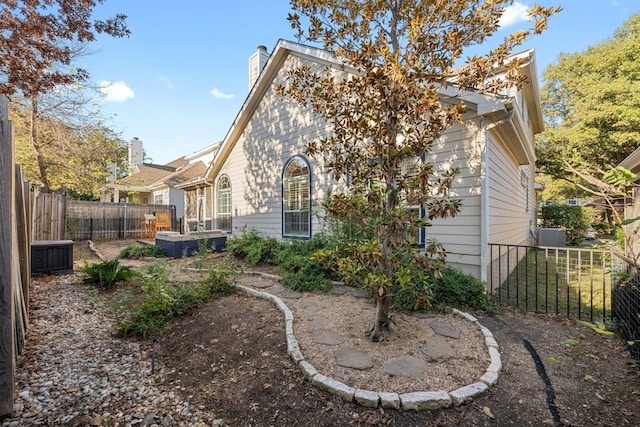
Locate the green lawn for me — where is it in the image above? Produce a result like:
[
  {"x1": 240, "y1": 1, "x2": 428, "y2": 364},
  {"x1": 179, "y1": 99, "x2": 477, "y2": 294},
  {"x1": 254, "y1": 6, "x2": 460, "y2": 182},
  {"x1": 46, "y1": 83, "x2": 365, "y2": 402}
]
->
[{"x1": 489, "y1": 246, "x2": 613, "y2": 323}]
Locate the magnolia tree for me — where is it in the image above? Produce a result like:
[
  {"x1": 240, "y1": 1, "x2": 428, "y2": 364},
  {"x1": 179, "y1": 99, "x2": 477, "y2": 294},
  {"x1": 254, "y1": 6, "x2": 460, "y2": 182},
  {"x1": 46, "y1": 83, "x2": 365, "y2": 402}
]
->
[{"x1": 278, "y1": 0, "x2": 559, "y2": 341}]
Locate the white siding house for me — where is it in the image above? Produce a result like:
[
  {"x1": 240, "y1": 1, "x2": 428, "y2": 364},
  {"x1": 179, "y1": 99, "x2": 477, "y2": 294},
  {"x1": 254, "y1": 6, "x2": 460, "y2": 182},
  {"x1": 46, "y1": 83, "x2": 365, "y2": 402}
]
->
[{"x1": 205, "y1": 40, "x2": 542, "y2": 282}]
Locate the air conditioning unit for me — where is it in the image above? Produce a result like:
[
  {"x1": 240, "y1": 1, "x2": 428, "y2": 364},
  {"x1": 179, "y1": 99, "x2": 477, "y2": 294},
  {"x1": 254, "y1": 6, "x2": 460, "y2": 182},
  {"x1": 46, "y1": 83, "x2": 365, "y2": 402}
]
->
[
  {"x1": 31, "y1": 240, "x2": 73, "y2": 275},
  {"x1": 537, "y1": 228, "x2": 566, "y2": 247}
]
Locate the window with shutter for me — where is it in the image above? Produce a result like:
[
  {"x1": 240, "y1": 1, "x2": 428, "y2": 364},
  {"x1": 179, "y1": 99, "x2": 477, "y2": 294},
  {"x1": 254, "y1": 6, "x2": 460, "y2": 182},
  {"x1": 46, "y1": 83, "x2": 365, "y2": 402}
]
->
[
  {"x1": 283, "y1": 157, "x2": 311, "y2": 237},
  {"x1": 217, "y1": 175, "x2": 232, "y2": 232}
]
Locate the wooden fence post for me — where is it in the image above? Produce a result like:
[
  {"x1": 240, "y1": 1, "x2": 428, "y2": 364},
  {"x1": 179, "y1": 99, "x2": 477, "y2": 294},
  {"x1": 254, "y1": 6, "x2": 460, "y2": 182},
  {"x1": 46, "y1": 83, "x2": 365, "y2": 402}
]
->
[{"x1": 0, "y1": 96, "x2": 15, "y2": 416}]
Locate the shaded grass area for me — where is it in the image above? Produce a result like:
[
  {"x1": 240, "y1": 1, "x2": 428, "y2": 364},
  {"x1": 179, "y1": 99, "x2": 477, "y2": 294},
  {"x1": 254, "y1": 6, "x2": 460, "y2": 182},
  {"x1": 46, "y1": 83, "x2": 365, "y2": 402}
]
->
[{"x1": 489, "y1": 246, "x2": 613, "y2": 323}]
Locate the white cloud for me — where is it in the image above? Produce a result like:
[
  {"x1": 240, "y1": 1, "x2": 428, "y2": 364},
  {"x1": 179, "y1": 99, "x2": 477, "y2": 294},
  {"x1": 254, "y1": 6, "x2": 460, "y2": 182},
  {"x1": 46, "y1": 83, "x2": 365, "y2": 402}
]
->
[
  {"x1": 210, "y1": 88, "x2": 235, "y2": 99},
  {"x1": 157, "y1": 76, "x2": 174, "y2": 89},
  {"x1": 499, "y1": 2, "x2": 530, "y2": 28},
  {"x1": 99, "y1": 81, "x2": 135, "y2": 102}
]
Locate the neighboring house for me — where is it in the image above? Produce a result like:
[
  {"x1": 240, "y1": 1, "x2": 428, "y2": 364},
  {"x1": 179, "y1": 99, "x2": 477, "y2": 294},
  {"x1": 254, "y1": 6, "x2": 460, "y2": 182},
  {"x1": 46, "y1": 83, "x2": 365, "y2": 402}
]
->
[
  {"x1": 101, "y1": 139, "x2": 218, "y2": 224},
  {"x1": 619, "y1": 147, "x2": 640, "y2": 260},
  {"x1": 201, "y1": 40, "x2": 541, "y2": 282}
]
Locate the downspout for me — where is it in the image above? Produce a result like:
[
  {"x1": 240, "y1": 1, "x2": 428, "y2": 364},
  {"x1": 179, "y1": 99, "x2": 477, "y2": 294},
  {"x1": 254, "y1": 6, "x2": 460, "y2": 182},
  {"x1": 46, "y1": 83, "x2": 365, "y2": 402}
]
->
[{"x1": 480, "y1": 103, "x2": 515, "y2": 284}]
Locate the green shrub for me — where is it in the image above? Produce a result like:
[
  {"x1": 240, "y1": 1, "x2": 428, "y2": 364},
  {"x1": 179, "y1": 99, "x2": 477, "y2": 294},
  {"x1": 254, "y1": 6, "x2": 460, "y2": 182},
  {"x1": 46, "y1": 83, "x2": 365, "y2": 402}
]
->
[
  {"x1": 202, "y1": 261, "x2": 240, "y2": 294},
  {"x1": 432, "y1": 267, "x2": 487, "y2": 310},
  {"x1": 540, "y1": 205, "x2": 593, "y2": 246},
  {"x1": 119, "y1": 244, "x2": 164, "y2": 259},
  {"x1": 81, "y1": 259, "x2": 134, "y2": 288},
  {"x1": 226, "y1": 229, "x2": 283, "y2": 265},
  {"x1": 616, "y1": 226, "x2": 625, "y2": 251},
  {"x1": 391, "y1": 266, "x2": 487, "y2": 311},
  {"x1": 393, "y1": 277, "x2": 435, "y2": 311},
  {"x1": 116, "y1": 261, "x2": 239, "y2": 339},
  {"x1": 277, "y1": 254, "x2": 332, "y2": 291}
]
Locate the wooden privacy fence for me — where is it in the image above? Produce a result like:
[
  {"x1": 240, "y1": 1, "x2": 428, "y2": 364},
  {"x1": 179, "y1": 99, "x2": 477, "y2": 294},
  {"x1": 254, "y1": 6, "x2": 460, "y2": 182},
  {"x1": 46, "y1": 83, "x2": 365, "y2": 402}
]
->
[
  {"x1": 31, "y1": 188, "x2": 66, "y2": 241},
  {"x1": 66, "y1": 201, "x2": 176, "y2": 240},
  {"x1": 1, "y1": 96, "x2": 31, "y2": 417}
]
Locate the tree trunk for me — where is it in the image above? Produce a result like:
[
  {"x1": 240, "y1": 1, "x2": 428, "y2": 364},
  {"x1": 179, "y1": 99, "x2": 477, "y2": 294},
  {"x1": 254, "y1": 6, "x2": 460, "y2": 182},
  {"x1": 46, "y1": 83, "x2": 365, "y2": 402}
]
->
[
  {"x1": 365, "y1": 285, "x2": 392, "y2": 342},
  {"x1": 29, "y1": 96, "x2": 51, "y2": 191}
]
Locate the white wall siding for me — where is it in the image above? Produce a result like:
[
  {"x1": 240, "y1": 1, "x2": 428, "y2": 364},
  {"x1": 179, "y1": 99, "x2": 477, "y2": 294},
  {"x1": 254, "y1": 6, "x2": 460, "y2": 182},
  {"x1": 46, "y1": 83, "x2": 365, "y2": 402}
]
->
[
  {"x1": 427, "y1": 117, "x2": 484, "y2": 275},
  {"x1": 487, "y1": 134, "x2": 536, "y2": 246},
  {"x1": 168, "y1": 188, "x2": 185, "y2": 220},
  {"x1": 216, "y1": 54, "x2": 334, "y2": 239}
]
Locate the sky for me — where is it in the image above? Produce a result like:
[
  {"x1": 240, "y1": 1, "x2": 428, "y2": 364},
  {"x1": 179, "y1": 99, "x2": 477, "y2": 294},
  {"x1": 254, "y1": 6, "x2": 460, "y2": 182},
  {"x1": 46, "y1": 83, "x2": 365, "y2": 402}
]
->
[{"x1": 84, "y1": 0, "x2": 640, "y2": 165}]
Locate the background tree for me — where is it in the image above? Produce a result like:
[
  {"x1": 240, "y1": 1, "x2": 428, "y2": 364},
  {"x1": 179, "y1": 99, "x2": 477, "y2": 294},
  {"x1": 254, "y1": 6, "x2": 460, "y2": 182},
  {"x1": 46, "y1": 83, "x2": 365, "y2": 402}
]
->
[
  {"x1": 279, "y1": 0, "x2": 559, "y2": 341},
  {"x1": 537, "y1": 13, "x2": 640, "y2": 185},
  {"x1": 0, "y1": 0, "x2": 129, "y2": 191},
  {"x1": 11, "y1": 99, "x2": 128, "y2": 199}
]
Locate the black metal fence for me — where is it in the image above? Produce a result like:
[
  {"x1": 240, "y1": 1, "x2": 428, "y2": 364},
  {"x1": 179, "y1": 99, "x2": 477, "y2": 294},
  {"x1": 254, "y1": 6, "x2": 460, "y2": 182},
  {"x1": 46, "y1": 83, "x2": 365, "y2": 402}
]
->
[{"x1": 488, "y1": 243, "x2": 639, "y2": 361}]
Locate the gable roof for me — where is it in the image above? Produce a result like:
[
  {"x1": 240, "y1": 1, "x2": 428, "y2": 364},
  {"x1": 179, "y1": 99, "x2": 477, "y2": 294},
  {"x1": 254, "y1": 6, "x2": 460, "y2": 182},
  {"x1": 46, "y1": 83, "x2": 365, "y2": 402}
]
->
[
  {"x1": 119, "y1": 163, "x2": 180, "y2": 188},
  {"x1": 205, "y1": 39, "x2": 543, "y2": 181}
]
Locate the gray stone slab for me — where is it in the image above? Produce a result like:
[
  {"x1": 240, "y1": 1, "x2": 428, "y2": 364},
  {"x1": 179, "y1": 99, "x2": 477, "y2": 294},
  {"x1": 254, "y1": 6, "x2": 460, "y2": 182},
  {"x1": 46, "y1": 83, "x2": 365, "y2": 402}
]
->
[
  {"x1": 452, "y1": 308, "x2": 477, "y2": 322},
  {"x1": 449, "y1": 382, "x2": 489, "y2": 406},
  {"x1": 385, "y1": 356, "x2": 427, "y2": 379},
  {"x1": 312, "y1": 374, "x2": 355, "y2": 402},
  {"x1": 282, "y1": 290, "x2": 303, "y2": 299},
  {"x1": 312, "y1": 330, "x2": 345, "y2": 346},
  {"x1": 351, "y1": 288, "x2": 371, "y2": 298},
  {"x1": 379, "y1": 392, "x2": 401, "y2": 409},
  {"x1": 330, "y1": 286, "x2": 350, "y2": 295},
  {"x1": 334, "y1": 348, "x2": 374, "y2": 370},
  {"x1": 354, "y1": 389, "x2": 380, "y2": 408},
  {"x1": 429, "y1": 320, "x2": 461, "y2": 339},
  {"x1": 250, "y1": 279, "x2": 275, "y2": 288},
  {"x1": 299, "y1": 301, "x2": 319, "y2": 313},
  {"x1": 299, "y1": 360, "x2": 318, "y2": 380},
  {"x1": 420, "y1": 336, "x2": 457, "y2": 361},
  {"x1": 480, "y1": 370, "x2": 499, "y2": 387},
  {"x1": 400, "y1": 391, "x2": 451, "y2": 410},
  {"x1": 286, "y1": 334, "x2": 299, "y2": 353}
]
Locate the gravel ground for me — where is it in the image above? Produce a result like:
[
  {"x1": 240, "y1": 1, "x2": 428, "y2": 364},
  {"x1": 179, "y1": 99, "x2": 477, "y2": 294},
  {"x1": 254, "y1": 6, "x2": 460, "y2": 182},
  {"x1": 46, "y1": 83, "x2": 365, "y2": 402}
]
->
[{"x1": 1, "y1": 273, "x2": 218, "y2": 427}]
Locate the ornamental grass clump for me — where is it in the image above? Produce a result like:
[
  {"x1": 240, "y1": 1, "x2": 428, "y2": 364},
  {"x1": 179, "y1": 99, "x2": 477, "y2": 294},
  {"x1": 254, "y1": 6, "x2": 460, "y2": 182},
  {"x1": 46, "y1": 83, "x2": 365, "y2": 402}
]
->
[{"x1": 81, "y1": 259, "x2": 134, "y2": 289}]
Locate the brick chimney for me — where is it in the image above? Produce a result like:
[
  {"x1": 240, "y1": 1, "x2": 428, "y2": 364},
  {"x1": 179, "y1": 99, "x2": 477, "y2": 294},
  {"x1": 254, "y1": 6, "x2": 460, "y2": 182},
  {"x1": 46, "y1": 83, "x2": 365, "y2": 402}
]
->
[{"x1": 249, "y1": 45, "x2": 269, "y2": 91}]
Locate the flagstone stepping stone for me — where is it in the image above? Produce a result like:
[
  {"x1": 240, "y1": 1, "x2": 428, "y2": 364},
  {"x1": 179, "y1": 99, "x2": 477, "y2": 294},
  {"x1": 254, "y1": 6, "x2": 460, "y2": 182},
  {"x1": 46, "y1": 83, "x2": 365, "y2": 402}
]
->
[
  {"x1": 299, "y1": 301, "x2": 320, "y2": 313},
  {"x1": 385, "y1": 356, "x2": 428, "y2": 379},
  {"x1": 351, "y1": 288, "x2": 371, "y2": 298},
  {"x1": 429, "y1": 320, "x2": 461, "y2": 339},
  {"x1": 312, "y1": 330, "x2": 345, "y2": 345},
  {"x1": 334, "y1": 348, "x2": 374, "y2": 370},
  {"x1": 421, "y1": 336, "x2": 457, "y2": 361},
  {"x1": 330, "y1": 285, "x2": 350, "y2": 295},
  {"x1": 282, "y1": 290, "x2": 303, "y2": 299}
]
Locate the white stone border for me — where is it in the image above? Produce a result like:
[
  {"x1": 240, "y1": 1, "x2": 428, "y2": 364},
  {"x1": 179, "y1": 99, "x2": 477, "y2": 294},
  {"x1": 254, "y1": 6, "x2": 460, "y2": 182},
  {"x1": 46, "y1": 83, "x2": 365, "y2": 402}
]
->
[{"x1": 236, "y1": 282, "x2": 502, "y2": 411}]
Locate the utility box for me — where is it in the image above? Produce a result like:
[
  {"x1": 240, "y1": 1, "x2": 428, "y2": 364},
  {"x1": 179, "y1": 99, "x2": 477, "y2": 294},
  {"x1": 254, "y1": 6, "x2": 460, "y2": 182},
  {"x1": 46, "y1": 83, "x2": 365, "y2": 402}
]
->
[
  {"x1": 537, "y1": 228, "x2": 566, "y2": 247},
  {"x1": 31, "y1": 240, "x2": 74, "y2": 275}
]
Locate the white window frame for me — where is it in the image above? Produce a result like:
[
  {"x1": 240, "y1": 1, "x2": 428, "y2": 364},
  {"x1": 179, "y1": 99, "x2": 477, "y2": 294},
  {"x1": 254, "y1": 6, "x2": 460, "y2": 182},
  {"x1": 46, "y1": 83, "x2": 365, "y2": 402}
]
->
[
  {"x1": 217, "y1": 175, "x2": 232, "y2": 232},
  {"x1": 283, "y1": 156, "x2": 311, "y2": 238}
]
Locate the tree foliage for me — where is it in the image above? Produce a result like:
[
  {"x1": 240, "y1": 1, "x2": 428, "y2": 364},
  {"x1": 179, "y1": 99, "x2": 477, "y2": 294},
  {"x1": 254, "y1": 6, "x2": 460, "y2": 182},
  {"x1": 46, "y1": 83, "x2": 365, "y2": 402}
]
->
[
  {"x1": 0, "y1": 0, "x2": 129, "y2": 191},
  {"x1": 278, "y1": 0, "x2": 559, "y2": 341},
  {"x1": 537, "y1": 13, "x2": 640, "y2": 180},
  {"x1": 0, "y1": 0, "x2": 129, "y2": 98},
  {"x1": 11, "y1": 100, "x2": 128, "y2": 199}
]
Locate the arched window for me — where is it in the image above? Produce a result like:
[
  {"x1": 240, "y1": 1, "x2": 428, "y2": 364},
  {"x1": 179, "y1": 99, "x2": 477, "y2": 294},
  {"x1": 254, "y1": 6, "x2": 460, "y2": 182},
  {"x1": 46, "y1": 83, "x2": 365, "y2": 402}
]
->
[
  {"x1": 217, "y1": 175, "x2": 231, "y2": 232},
  {"x1": 283, "y1": 156, "x2": 310, "y2": 237}
]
